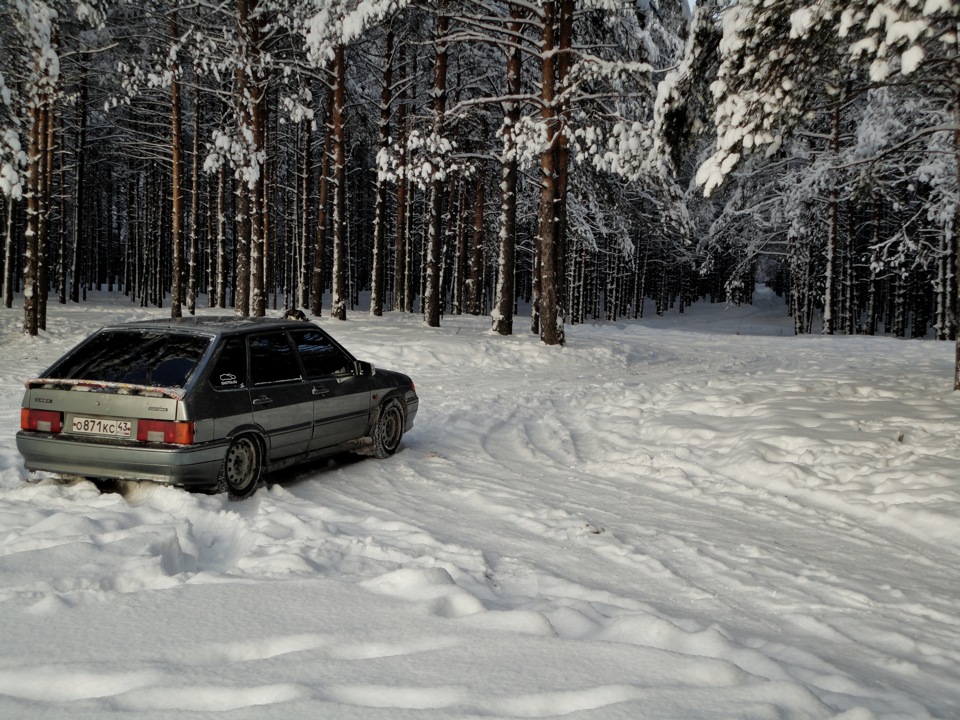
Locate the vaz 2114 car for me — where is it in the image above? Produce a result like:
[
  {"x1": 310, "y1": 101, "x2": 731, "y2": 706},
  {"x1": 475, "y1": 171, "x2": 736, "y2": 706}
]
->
[{"x1": 17, "y1": 316, "x2": 418, "y2": 499}]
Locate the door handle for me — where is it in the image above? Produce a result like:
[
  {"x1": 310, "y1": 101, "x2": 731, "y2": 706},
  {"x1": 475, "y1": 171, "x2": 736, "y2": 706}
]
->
[
  {"x1": 312, "y1": 386, "x2": 330, "y2": 396},
  {"x1": 252, "y1": 396, "x2": 274, "y2": 406}
]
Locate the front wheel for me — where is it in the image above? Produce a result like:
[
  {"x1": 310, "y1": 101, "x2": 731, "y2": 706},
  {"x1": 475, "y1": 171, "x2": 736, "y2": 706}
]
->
[
  {"x1": 216, "y1": 435, "x2": 262, "y2": 500},
  {"x1": 371, "y1": 400, "x2": 404, "y2": 458}
]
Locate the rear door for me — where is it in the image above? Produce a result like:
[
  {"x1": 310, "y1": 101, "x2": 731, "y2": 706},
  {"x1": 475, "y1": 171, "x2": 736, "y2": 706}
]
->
[
  {"x1": 247, "y1": 332, "x2": 314, "y2": 462},
  {"x1": 289, "y1": 327, "x2": 372, "y2": 451},
  {"x1": 208, "y1": 335, "x2": 254, "y2": 438}
]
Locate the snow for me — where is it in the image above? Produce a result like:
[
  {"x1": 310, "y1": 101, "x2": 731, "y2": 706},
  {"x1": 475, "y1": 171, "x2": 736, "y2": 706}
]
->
[
  {"x1": 1, "y1": 288, "x2": 959, "y2": 719},
  {"x1": 924, "y1": 0, "x2": 955, "y2": 15},
  {"x1": 790, "y1": 8, "x2": 816, "y2": 38},
  {"x1": 900, "y1": 45, "x2": 925, "y2": 74},
  {"x1": 870, "y1": 57, "x2": 892, "y2": 82}
]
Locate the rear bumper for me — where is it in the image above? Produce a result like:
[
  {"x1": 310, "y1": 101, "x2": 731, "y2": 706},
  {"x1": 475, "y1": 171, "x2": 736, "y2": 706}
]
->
[{"x1": 16, "y1": 431, "x2": 227, "y2": 487}]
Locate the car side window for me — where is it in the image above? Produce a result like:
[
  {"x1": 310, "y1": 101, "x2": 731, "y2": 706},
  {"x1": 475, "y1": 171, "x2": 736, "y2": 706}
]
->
[
  {"x1": 250, "y1": 333, "x2": 302, "y2": 386},
  {"x1": 290, "y1": 328, "x2": 352, "y2": 379},
  {"x1": 210, "y1": 337, "x2": 247, "y2": 390}
]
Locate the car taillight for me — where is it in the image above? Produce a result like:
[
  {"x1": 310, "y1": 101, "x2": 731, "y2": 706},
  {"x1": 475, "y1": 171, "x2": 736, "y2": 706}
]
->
[
  {"x1": 137, "y1": 420, "x2": 195, "y2": 445},
  {"x1": 21, "y1": 408, "x2": 63, "y2": 433}
]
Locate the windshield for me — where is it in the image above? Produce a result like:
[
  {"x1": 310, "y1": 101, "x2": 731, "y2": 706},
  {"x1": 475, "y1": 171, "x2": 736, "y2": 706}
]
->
[{"x1": 46, "y1": 330, "x2": 212, "y2": 389}]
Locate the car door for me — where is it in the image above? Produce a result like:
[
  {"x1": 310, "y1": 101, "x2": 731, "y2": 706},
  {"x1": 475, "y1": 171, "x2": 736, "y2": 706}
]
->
[
  {"x1": 289, "y1": 327, "x2": 373, "y2": 451},
  {"x1": 208, "y1": 335, "x2": 255, "y2": 439},
  {"x1": 248, "y1": 332, "x2": 314, "y2": 462}
]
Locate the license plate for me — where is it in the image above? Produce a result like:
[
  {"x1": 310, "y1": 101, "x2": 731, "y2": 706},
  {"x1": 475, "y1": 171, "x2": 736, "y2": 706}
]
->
[{"x1": 71, "y1": 416, "x2": 133, "y2": 438}]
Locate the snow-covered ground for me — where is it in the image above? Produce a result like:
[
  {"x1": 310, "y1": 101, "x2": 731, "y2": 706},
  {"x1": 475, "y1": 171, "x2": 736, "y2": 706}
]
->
[{"x1": 1, "y1": 288, "x2": 958, "y2": 720}]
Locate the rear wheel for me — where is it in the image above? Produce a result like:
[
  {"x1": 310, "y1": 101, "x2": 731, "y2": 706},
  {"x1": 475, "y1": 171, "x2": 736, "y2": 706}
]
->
[
  {"x1": 217, "y1": 435, "x2": 262, "y2": 500},
  {"x1": 372, "y1": 400, "x2": 404, "y2": 458}
]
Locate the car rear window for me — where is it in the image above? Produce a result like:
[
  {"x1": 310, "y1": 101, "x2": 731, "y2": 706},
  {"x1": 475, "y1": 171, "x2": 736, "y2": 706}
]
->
[{"x1": 47, "y1": 330, "x2": 212, "y2": 388}]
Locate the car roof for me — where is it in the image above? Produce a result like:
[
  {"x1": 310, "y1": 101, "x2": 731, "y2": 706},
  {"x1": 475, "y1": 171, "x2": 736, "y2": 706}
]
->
[{"x1": 100, "y1": 316, "x2": 318, "y2": 337}]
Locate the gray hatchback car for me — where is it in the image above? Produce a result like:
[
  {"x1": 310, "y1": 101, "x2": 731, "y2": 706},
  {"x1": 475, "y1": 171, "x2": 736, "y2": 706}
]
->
[{"x1": 17, "y1": 316, "x2": 418, "y2": 499}]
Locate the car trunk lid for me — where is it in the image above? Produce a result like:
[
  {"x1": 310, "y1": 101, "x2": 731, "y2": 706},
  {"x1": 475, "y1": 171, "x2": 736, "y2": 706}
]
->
[{"x1": 24, "y1": 379, "x2": 187, "y2": 441}]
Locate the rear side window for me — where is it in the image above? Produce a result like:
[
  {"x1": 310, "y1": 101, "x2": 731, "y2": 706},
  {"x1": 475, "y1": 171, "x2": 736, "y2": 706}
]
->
[
  {"x1": 210, "y1": 337, "x2": 247, "y2": 390},
  {"x1": 290, "y1": 328, "x2": 352, "y2": 379},
  {"x1": 250, "y1": 333, "x2": 302, "y2": 385},
  {"x1": 46, "y1": 330, "x2": 211, "y2": 389}
]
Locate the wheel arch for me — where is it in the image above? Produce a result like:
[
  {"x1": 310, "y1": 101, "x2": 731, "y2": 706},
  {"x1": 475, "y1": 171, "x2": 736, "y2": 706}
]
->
[
  {"x1": 223, "y1": 423, "x2": 269, "y2": 452},
  {"x1": 369, "y1": 392, "x2": 407, "y2": 430},
  {"x1": 216, "y1": 424, "x2": 269, "y2": 478}
]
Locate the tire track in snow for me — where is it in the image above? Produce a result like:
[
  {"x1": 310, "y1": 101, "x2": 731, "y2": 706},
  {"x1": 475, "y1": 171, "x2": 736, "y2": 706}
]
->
[{"x1": 315, "y1": 318, "x2": 960, "y2": 715}]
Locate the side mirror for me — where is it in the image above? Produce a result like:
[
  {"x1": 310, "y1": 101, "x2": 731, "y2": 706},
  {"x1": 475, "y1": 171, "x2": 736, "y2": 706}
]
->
[{"x1": 356, "y1": 360, "x2": 376, "y2": 377}]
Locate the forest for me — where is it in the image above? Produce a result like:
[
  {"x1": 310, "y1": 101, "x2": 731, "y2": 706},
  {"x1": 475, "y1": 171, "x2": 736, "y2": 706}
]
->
[{"x1": 1, "y1": 0, "x2": 958, "y2": 386}]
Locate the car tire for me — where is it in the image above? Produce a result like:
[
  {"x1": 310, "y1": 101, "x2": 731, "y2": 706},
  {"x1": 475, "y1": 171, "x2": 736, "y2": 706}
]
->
[
  {"x1": 372, "y1": 399, "x2": 404, "y2": 458},
  {"x1": 217, "y1": 435, "x2": 262, "y2": 500}
]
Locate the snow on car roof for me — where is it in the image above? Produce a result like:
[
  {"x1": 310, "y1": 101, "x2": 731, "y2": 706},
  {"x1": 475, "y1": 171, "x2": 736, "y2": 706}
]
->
[{"x1": 100, "y1": 316, "x2": 317, "y2": 334}]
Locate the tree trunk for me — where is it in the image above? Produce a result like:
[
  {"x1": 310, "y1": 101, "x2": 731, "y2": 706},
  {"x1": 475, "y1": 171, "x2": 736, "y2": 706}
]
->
[
  {"x1": 843, "y1": 199, "x2": 855, "y2": 335},
  {"x1": 234, "y1": 0, "x2": 251, "y2": 316},
  {"x1": 311, "y1": 82, "x2": 333, "y2": 317},
  {"x1": 57, "y1": 111, "x2": 67, "y2": 304},
  {"x1": 935, "y1": 227, "x2": 952, "y2": 341},
  {"x1": 537, "y1": 0, "x2": 563, "y2": 346},
  {"x1": 553, "y1": 0, "x2": 573, "y2": 330},
  {"x1": 298, "y1": 119, "x2": 311, "y2": 310},
  {"x1": 215, "y1": 164, "x2": 228, "y2": 308},
  {"x1": 37, "y1": 104, "x2": 54, "y2": 330},
  {"x1": 424, "y1": 9, "x2": 449, "y2": 328},
  {"x1": 866, "y1": 252, "x2": 878, "y2": 336},
  {"x1": 23, "y1": 103, "x2": 44, "y2": 336},
  {"x1": 446, "y1": 173, "x2": 462, "y2": 315},
  {"x1": 233, "y1": 0, "x2": 266, "y2": 317},
  {"x1": 822, "y1": 94, "x2": 841, "y2": 335},
  {"x1": 253, "y1": 87, "x2": 267, "y2": 317},
  {"x1": 3, "y1": 196, "x2": 14, "y2": 308},
  {"x1": 170, "y1": 20, "x2": 184, "y2": 319},
  {"x1": 206, "y1": 156, "x2": 215, "y2": 306},
  {"x1": 394, "y1": 154, "x2": 409, "y2": 310},
  {"x1": 894, "y1": 269, "x2": 907, "y2": 338},
  {"x1": 371, "y1": 29, "x2": 394, "y2": 317},
  {"x1": 69, "y1": 81, "x2": 87, "y2": 305},
  {"x1": 331, "y1": 43, "x2": 348, "y2": 321},
  {"x1": 405, "y1": 177, "x2": 417, "y2": 313},
  {"x1": 954, "y1": 115, "x2": 960, "y2": 389},
  {"x1": 126, "y1": 176, "x2": 136, "y2": 302},
  {"x1": 235, "y1": 177, "x2": 251, "y2": 316},
  {"x1": 636, "y1": 237, "x2": 648, "y2": 319},
  {"x1": 493, "y1": 4, "x2": 523, "y2": 335},
  {"x1": 188, "y1": 88, "x2": 200, "y2": 314},
  {"x1": 467, "y1": 163, "x2": 485, "y2": 315},
  {"x1": 531, "y1": 241, "x2": 541, "y2": 334},
  {"x1": 394, "y1": 44, "x2": 410, "y2": 313}
]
